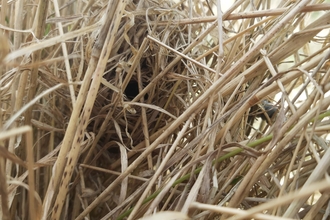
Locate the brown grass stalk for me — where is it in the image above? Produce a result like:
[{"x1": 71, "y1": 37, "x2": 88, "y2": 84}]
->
[{"x1": 2, "y1": 0, "x2": 330, "y2": 219}]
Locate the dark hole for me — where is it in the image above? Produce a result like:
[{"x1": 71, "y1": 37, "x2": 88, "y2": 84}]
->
[{"x1": 124, "y1": 80, "x2": 148, "y2": 100}]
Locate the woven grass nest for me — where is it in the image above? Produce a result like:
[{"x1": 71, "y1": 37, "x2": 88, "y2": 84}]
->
[{"x1": 1, "y1": 0, "x2": 330, "y2": 219}]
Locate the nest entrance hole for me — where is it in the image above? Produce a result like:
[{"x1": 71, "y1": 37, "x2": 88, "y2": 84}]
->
[{"x1": 124, "y1": 80, "x2": 148, "y2": 100}]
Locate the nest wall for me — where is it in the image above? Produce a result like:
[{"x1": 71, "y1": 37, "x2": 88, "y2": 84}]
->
[{"x1": 1, "y1": 0, "x2": 330, "y2": 220}]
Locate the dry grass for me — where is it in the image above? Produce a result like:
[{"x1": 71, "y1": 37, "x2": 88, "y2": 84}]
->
[{"x1": 1, "y1": 0, "x2": 330, "y2": 219}]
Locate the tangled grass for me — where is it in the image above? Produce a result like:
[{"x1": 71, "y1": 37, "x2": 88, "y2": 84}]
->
[{"x1": 1, "y1": 0, "x2": 330, "y2": 219}]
